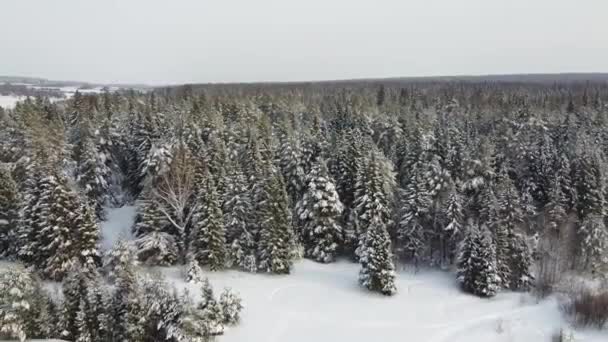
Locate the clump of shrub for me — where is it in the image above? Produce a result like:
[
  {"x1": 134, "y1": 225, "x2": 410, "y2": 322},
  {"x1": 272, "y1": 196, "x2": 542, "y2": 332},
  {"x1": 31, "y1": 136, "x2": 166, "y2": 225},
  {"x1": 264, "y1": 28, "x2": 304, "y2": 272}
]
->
[{"x1": 562, "y1": 289, "x2": 608, "y2": 329}]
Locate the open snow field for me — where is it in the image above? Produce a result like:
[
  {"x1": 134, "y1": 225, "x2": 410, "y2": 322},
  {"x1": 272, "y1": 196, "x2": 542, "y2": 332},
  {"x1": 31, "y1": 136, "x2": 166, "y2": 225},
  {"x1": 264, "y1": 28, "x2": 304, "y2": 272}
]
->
[
  {"x1": 155, "y1": 260, "x2": 606, "y2": 342},
  {"x1": 0, "y1": 95, "x2": 24, "y2": 109},
  {"x1": 94, "y1": 206, "x2": 607, "y2": 342}
]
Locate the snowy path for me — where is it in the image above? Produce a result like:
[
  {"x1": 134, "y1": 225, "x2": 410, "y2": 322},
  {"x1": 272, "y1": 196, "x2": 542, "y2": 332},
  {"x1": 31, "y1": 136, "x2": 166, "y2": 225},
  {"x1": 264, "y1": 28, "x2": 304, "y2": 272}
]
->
[{"x1": 157, "y1": 260, "x2": 608, "y2": 342}]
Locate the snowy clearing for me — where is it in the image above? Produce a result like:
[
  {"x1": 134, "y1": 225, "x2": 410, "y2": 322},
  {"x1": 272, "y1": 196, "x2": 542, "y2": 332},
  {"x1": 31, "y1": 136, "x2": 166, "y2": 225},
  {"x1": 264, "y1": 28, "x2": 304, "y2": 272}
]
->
[
  {"x1": 100, "y1": 205, "x2": 137, "y2": 250},
  {"x1": 0, "y1": 95, "x2": 24, "y2": 109},
  {"x1": 154, "y1": 261, "x2": 606, "y2": 342},
  {"x1": 93, "y1": 206, "x2": 608, "y2": 342}
]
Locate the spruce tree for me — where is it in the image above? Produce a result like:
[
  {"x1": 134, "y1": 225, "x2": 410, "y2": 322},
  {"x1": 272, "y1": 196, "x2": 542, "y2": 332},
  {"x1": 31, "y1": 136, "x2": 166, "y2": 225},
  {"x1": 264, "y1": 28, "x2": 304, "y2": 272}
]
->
[
  {"x1": 396, "y1": 164, "x2": 432, "y2": 264},
  {"x1": 256, "y1": 170, "x2": 296, "y2": 274},
  {"x1": 75, "y1": 128, "x2": 111, "y2": 220},
  {"x1": 33, "y1": 173, "x2": 100, "y2": 280},
  {"x1": 508, "y1": 233, "x2": 534, "y2": 291},
  {"x1": 109, "y1": 253, "x2": 144, "y2": 342},
  {"x1": 0, "y1": 168, "x2": 20, "y2": 258},
  {"x1": 223, "y1": 160, "x2": 256, "y2": 272},
  {"x1": 442, "y1": 188, "x2": 464, "y2": 263},
  {"x1": 191, "y1": 168, "x2": 227, "y2": 271},
  {"x1": 277, "y1": 134, "x2": 305, "y2": 206},
  {"x1": 457, "y1": 223, "x2": 499, "y2": 298},
  {"x1": 132, "y1": 196, "x2": 178, "y2": 266},
  {"x1": 358, "y1": 216, "x2": 397, "y2": 296},
  {"x1": 348, "y1": 150, "x2": 396, "y2": 259},
  {"x1": 296, "y1": 159, "x2": 343, "y2": 263},
  {"x1": 0, "y1": 267, "x2": 44, "y2": 342}
]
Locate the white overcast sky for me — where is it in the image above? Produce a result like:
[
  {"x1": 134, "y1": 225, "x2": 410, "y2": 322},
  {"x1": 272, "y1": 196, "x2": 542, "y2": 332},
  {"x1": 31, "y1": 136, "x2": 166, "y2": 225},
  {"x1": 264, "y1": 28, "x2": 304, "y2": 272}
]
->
[{"x1": 1, "y1": 0, "x2": 607, "y2": 84}]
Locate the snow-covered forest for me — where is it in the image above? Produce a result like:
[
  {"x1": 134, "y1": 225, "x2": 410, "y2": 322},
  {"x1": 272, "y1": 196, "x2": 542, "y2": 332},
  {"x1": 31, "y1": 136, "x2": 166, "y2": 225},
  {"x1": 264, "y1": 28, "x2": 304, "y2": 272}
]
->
[{"x1": 1, "y1": 79, "x2": 608, "y2": 341}]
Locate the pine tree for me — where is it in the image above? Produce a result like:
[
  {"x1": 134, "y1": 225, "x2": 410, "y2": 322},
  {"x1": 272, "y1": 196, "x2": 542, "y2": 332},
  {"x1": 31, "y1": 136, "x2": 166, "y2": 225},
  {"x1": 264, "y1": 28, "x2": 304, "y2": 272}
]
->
[
  {"x1": 75, "y1": 128, "x2": 111, "y2": 220},
  {"x1": 0, "y1": 168, "x2": 20, "y2": 258},
  {"x1": 277, "y1": 134, "x2": 305, "y2": 206},
  {"x1": 396, "y1": 164, "x2": 432, "y2": 264},
  {"x1": 579, "y1": 214, "x2": 608, "y2": 272},
  {"x1": 0, "y1": 267, "x2": 42, "y2": 342},
  {"x1": 102, "y1": 239, "x2": 138, "y2": 282},
  {"x1": 223, "y1": 161, "x2": 256, "y2": 272},
  {"x1": 132, "y1": 196, "x2": 178, "y2": 266},
  {"x1": 256, "y1": 170, "x2": 296, "y2": 274},
  {"x1": 219, "y1": 288, "x2": 244, "y2": 325},
  {"x1": 442, "y1": 188, "x2": 464, "y2": 263},
  {"x1": 32, "y1": 173, "x2": 100, "y2": 280},
  {"x1": 186, "y1": 254, "x2": 204, "y2": 284},
  {"x1": 508, "y1": 233, "x2": 534, "y2": 291},
  {"x1": 358, "y1": 216, "x2": 397, "y2": 296},
  {"x1": 348, "y1": 150, "x2": 396, "y2": 259},
  {"x1": 198, "y1": 278, "x2": 224, "y2": 335},
  {"x1": 191, "y1": 168, "x2": 227, "y2": 271},
  {"x1": 296, "y1": 160, "x2": 343, "y2": 263},
  {"x1": 457, "y1": 224, "x2": 499, "y2": 298},
  {"x1": 109, "y1": 254, "x2": 144, "y2": 342}
]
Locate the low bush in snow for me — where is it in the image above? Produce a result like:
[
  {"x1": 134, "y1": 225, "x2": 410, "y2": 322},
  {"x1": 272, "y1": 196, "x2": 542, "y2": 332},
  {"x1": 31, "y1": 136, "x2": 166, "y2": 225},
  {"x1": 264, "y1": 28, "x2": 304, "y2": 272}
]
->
[{"x1": 563, "y1": 289, "x2": 608, "y2": 329}]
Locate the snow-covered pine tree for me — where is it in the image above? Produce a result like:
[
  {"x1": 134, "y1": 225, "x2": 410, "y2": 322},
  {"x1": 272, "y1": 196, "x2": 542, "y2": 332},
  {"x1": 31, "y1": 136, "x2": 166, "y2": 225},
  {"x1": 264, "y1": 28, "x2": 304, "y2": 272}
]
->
[
  {"x1": 223, "y1": 160, "x2": 257, "y2": 272},
  {"x1": 73, "y1": 201, "x2": 102, "y2": 272},
  {"x1": 573, "y1": 140, "x2": 607, "y2": 271},
  {"x1": 132, "y1": 195, "x2": 178, "y2": 266},
  {"x1": 0, "y1": 267, "x2": 42, "y2": 342},
  {"x1": 295, "y1": 159, "x2": 343, "y2": 263},
  {"x1": 102, "y1": 238, "x2": 138, "y2": 282},
  {"x1": 33, "y1": 173, "x2": 100, "y2": 280},
  {"x1": 457, "y1": 223, "x2": 499, "y2": 298},
  {"x1": 21, "y1": 279, "x2": 54, "y2": 340},
  {"x1": 60, "y1": 262, "x2": 94, "y2": 341},
  {"x1": 396, "y1": 163, "x2": 432, "y2": 265},
  {"x1": 219, "y1": 288, "x2": 244, "y2": 325},
  {"x1": 205, "y1": 132, "x2": 228, "y2": 199},
  {"x1": 186, "y1": 253, "x2": 204, "y2": 283},
  {"x1": 74, "y1": 300, "x2": 92, "y2": 342},
  {"x1": 508, "y1": 232, "x2": 534, "y2": 291},
  {"x1": 109, "y1": 252, "x2": 144, "y2": 342},
  {"x1": 198, "y1": 277, "x2": 224, "y2": 335},
  {"x1": 140, "y1": 275, "x2": 189, "y2": 342},
  {"x1": 579, "y1": 214, "x2": 608, "y2": 272},
  {"x1": 332, "y1": 128, "x2": 365, "y2": 220},
  {"x1": 277, "y1": 133, "x2": 305, "y2": 206},
  {"x1": 75, "y1": 126, "x2": 111, "y2": 220},
  {"x1": 442, "y1": 187, "x2": 464, "y2": 263},
  {"x1": 256, "y1": 170, "x2": 296, "y2": 274},
  {"x1": 545, "y1": 174, "x2": 568, "y2": 234},
  {"x1": 191, "y1": 167, "x2": 227, "y2": 271},
  {"x1": 348, "y1": 150, "x2": 396, "y2": 259},
  {"x1": 17, "y1": 163, "x2": 48, "y2": 265},
  {"x1": 0, "y1": 167, "x2": 20, "y2": 258},
  {"x1": 139, "y1": 139, "x2": 174, "y2": 192},
  {"x1": 358, "y1": 216, "x2": 397, "y2": 296}
]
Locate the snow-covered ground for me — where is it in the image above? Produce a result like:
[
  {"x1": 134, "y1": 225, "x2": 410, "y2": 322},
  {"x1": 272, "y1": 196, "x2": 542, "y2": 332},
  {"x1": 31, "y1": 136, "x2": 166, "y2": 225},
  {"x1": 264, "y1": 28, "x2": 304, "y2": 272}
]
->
[
  {"x1": 0, "y1": 95, "x2": 24, "y2": 109},
  {"x1": 94, "y1": 207, "x2": 605, "y2": 342},
  {"x1": 100, "y1": 205, "x2": 137, "y2": 250},
  {"x1": 151, "y1": 261, "x2": 605, "y2": 342}
]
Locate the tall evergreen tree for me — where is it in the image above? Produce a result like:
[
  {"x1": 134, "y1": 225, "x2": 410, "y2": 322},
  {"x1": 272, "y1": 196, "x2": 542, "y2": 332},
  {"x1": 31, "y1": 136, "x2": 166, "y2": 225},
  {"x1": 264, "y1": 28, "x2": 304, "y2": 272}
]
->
[
  {"x1": 256, "y1": 170, "x2": 296, "y2": 274},
  {"x1": 191, "y1": 167, "x2": 227, "y2": 271},
  {"x1": 132, "y1": 195, "x2": 178, "y2": 266},
  {"x1": 296, "y1": 159, "x2": 343, "y2": 263},
  {"x1": 348, "y1": 151, "x2": 396, "y2": 258},
  {"x1": 457, "y1": 223, "x2": 499, "y2": 298},
  {"x1": 358, "y1": 217, "x2": 397, "y2": 295},
  {"x1": 0, "y1": 168, "x2": 20, "y2": 258},
  {"x1": 223, "y1": 161, "x2": 256, "y2": 272}
]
